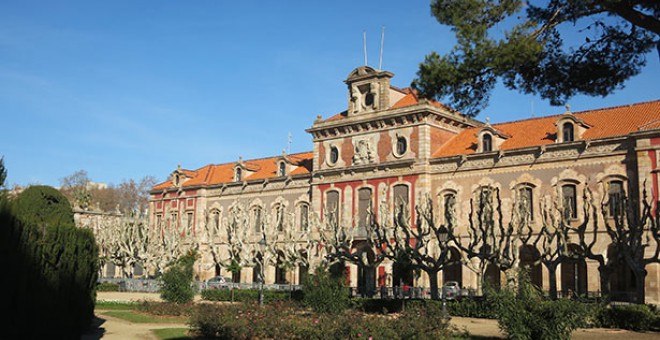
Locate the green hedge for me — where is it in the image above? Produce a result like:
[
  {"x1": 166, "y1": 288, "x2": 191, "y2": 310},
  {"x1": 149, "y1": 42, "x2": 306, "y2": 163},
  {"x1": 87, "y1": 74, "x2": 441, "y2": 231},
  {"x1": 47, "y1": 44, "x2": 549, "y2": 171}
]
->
[
  {"x1": 189, "y1": 301, "x2": 456, "y2": 339},
  {"x1": 593, "y1": 303, "x2": 660, "y2": 331},
  {"x1": 97, "y1": 282, "x2": 121, "y2": 292},
  {"x1": 0, "y1": 187, "x2": 99, "y2": 339}
]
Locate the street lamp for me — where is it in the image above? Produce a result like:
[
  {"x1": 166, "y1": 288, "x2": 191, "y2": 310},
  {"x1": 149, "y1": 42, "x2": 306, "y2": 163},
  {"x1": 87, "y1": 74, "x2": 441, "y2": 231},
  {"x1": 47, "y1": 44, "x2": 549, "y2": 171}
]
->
[
  {"x1": 258, "y1": 237, "x2": 267, "y2": 306},
  {"x1": 438, "y1": 225, "x2": 449, "y2": 318}
]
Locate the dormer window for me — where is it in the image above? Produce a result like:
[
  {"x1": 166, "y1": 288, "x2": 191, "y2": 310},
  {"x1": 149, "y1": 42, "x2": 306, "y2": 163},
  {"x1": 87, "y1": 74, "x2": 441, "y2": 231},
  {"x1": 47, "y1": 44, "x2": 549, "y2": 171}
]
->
[
  {"x1": 235, "y1": 168, "x2": 242, "y2": 182},
  {"x1": 482, "y1": 134, "x2": 493, "y2": 152},
  {"x1": 278, "y1": 162, "x2": 286, "y2": 177},
  {"x1": 555, "y1": 107, "x2": 589, "y2": 143},
  {"x1": 562, "y1": 122, "x2": 574, "y2": 142}
]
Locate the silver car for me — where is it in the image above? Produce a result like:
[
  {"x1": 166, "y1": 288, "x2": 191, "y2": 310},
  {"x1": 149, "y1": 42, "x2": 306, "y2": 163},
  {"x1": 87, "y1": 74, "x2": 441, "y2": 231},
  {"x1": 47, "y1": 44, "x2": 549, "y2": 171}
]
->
[
  {"x1": 442, "y1": 281, "x2": 460, "y2": 300},
  {"x1": 206, "y1": 276, "x2": 231, "y2": 289}
]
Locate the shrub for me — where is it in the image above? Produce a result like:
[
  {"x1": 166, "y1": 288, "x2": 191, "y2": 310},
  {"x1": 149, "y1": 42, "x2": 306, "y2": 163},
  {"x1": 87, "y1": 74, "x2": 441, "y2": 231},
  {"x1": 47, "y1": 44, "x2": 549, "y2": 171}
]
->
[
  {"x1": 160, "y1": 251, "x2": 196, "y2": 304},
  {"x1": 595, "y1": 303, "x2": 660, "y2": 331},
  {"x1": 488, "y1": 271, "x2": 587, "y2": 340},
  {"x1": 303, "y1": 265, "x2": 350, "y2": 314},
  {"x1": 446, "y1": 296, "x2": 497, "y2": 318},
  {"x1": 97, "y1": 282, "x2": 120, "y2": 292},
  {"x1": 351, "y1": 297, "x2": 405, "y2": 313}
]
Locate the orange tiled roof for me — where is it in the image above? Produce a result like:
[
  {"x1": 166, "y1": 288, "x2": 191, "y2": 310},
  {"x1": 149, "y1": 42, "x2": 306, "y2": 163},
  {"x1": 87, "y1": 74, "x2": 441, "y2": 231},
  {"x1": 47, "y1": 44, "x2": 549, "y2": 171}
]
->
[
  {"x1": 433, "y1": 100, "x2": 660, "y2": 158},
  {"x1": 152, "y1": 151, "x2": 314, "y2": 190}
]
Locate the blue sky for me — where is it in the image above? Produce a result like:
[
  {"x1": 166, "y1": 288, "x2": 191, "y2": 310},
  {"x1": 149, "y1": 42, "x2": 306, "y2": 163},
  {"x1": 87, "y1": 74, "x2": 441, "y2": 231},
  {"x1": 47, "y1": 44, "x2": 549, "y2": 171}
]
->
[{"x1": 1, "y1": 1, "x2": 658, "y2": 187}]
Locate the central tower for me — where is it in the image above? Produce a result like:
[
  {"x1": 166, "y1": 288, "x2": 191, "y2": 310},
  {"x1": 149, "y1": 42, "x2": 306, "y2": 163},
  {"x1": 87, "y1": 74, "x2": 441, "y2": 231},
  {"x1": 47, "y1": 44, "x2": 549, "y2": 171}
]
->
[{"x1": 346, "y1": 66, "x2": 394, "y2": 115}]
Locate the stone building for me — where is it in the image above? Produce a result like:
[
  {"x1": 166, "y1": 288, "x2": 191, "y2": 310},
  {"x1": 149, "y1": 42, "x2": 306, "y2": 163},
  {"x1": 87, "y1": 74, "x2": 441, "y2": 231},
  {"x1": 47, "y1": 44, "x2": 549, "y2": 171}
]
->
[{"x1": 150, "y1": 66, "x2": 660, "y2": 303}]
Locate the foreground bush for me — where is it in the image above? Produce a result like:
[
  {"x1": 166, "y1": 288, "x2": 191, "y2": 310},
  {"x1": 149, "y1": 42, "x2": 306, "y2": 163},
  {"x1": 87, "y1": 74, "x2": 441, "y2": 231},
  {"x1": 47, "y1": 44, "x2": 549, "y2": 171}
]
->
[
  {"x1": 303, "y1": 265, "x2": 350, "y2": 314},
  {"x1": 189, "y1": 301, "x2": 457, "y2": 339},
  {"x1": 160, "y1": 251, "x2": 196, "y2": 304},
  {"x1": 488, "y1": 272, "x2": 587, "y2": 340}
]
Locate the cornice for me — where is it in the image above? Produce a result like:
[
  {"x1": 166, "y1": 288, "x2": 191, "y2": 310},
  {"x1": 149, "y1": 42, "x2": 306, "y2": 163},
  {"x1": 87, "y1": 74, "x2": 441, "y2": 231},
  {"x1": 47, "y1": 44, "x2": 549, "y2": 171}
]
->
[{"x1": 306, "y1": 103, "x2": 481, "y2": 140}]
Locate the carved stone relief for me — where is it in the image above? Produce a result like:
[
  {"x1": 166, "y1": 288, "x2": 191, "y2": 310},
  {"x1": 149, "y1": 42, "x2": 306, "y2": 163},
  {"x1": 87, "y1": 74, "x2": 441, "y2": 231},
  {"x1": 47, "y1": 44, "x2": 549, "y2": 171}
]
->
[{"x1": 353, "y1": 138, "x2": 375, "y2": 165}]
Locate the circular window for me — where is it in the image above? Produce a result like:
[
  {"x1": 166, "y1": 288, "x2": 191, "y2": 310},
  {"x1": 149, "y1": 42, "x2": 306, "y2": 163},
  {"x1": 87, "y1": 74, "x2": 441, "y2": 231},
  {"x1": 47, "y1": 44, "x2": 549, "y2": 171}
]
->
[
  {"x1": 329, "y1": 146, "x2": 339, "y2": 165},
  {"x1": 395, "y1": 136, "x2": 407, "y2": 156}
]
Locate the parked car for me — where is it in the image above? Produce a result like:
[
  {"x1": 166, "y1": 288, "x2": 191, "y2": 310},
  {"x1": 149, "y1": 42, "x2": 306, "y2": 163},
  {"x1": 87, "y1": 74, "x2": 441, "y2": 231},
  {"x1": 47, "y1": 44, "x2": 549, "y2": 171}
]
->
[
  {"x1": 205, "y1": 276, "x2": 232, "y2": 289},
  {"x1": 442, "y1": 281, "x2": 461, "y2": 300}
]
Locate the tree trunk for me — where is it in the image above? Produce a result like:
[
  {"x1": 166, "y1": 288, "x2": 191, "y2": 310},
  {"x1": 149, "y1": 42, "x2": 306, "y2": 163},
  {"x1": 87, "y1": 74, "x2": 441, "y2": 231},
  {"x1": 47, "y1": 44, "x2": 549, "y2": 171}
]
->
[
  {"x1": 634, "y1": 267, "x2": 647, "y2": 304},
  {"x1": 428, "y1": 270, "x2": 440, "y2": 300},
  {"x1": 547, "y1": 266, "x2": 558, "y2": 300},
  {"x1": 598, "y1": 266, "x2": 611, "y2": 298}
]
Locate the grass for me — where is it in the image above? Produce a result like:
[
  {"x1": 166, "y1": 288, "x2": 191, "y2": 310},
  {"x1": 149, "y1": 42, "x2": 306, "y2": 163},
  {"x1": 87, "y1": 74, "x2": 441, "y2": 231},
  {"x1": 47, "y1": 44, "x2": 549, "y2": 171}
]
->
[
  {"x1": 95, "y1": 301, "x2": 139, "y2": 310},
  {"x1": 152, "y1": 328, "x2": 193, "y2": 340},
  {"x1": 102, "y1": 310, "x2": 188, "y2": 324}
]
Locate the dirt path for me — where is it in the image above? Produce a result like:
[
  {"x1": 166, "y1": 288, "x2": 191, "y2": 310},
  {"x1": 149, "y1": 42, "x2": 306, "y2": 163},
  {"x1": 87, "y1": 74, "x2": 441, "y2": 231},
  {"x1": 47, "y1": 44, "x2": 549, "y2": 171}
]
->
[{"x1": 81, "y1": 312, "x2": 188, "y2": 340}]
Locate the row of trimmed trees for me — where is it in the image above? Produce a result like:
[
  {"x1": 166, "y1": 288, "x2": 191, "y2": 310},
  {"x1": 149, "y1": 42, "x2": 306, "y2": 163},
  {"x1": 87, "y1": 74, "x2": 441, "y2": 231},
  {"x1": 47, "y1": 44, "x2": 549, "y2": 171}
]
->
[
  {"x1": 96, "y1": 182, "x2": 659, "y2": 304},
  {"x1": 343, "y1": 183, "x2": 659, "y2": 303},
  {"x1": 0, "y1": 159, "x2": 99, "y2": 338}
]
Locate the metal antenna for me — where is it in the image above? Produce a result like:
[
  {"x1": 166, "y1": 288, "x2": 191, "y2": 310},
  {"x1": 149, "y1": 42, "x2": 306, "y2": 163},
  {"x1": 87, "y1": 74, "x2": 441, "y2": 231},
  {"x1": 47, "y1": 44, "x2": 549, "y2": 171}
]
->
[
  {"x1": 363, "y1": 31, "x2": 368, "y2": 66},
  {"x1": 287, "y1": 132, "x2": 292, "y2": 154},
  {"x1": 379, "y1": 26, "x2": 385, "y2": 70}
]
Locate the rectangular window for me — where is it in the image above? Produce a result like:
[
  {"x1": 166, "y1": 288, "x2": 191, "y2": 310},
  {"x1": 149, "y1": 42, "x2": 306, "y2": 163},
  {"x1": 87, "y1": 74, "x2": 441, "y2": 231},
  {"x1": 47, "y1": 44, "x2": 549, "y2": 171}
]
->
[
  {"x1": 358, "y1": 188, "x2": 372, "y2": 228},
  {"x1": 187, "y1": 212, "x2": 194, "y2": 234},
  {"x1": 562, "y1": 185, "x2": 577, "y2": 219},
  {"x1": 170, "y1": 212, "x2": 178, "y2": 229}
]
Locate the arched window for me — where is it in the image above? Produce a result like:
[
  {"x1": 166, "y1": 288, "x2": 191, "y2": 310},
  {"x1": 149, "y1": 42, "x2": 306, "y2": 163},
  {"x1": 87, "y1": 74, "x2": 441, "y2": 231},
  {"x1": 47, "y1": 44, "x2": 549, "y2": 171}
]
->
[
  {"x1": 393, "y1": 184, "x2": 409, "y2": 215},
  {"x1": 395, "y1": 136, "x2": 407, "y2": 156},
  {"x1": 274, "y1": 204, "x2": 285, "y2": 232},
  {"x1": 278, "y1": 162, "x2": 286, "y2": 177},
  {"x1": 299, "y1": 203, "x2": 309, "y2": 231},
  {"x1": 608, "y1": 180, "x2": 625, "y2": 217},
  {"x1": 562, "y1": 122, "x2": 574, "y2": 142},
  {"x1": 235, "y1": 168, "x2": 242, "y2": 182},
  {"x1": 561, "y1": 184, "x2": 577, "y2": 219},
  {"x1": 358, "y1": 188, "x2": 373, "y2": 228},
  {"x1": 516, "y1": 185, "x2": 534, "y2": 222},
  {"x1": 482, "y1": 134, "x2": 492, "y2": 152},
  {"x1": 325, "y1": 191, "x2": 340, "y2": 226},
  {"x1": 442, "y1": 192, "x2": 457, "y2": 225},
  {"x1": 251, "y1": 206, "x2": 262, "y2": 233},
  {"x1": 329, "y1": 146, "x2": 339, "y2": 165}
]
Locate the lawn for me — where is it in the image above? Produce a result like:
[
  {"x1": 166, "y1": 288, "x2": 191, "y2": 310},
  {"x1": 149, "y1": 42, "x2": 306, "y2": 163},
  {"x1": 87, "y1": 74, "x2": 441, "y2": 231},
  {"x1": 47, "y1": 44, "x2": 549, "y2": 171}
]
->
[{"x1": 102, "y1": 310, "x2": 188, "y2": 324}]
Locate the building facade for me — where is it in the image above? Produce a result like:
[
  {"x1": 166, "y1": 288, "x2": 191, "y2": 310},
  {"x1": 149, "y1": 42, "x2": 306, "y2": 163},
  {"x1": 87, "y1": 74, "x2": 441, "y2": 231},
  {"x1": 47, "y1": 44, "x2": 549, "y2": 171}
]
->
[{"x1": 150, "y1": 66, "x2": 660, "y2": 303}]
